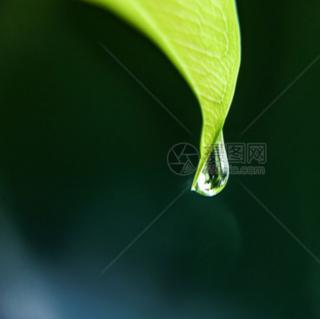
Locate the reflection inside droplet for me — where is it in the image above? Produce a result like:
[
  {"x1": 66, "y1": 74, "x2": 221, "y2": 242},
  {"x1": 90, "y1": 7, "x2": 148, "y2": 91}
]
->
[{"x1": 192, "y1": 131, "x2": 229, "y2": 197}]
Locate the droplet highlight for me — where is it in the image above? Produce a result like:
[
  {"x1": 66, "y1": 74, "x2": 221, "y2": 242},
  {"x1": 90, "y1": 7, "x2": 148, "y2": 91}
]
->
[{"x1": 192, "y1": 131, "x2": 229, "y2": 197}]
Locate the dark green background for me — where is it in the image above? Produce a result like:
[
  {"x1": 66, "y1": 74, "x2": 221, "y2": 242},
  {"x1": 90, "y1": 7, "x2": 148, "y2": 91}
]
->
[{"x1": 0, "y1": 0, "x2": 319, "y2": 318}]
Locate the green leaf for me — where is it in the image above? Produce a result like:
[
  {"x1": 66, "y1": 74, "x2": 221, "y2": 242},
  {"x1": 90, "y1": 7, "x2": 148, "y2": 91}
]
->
[{"x1": 86, "y1": 0, "x2": 241, "y2": 193}]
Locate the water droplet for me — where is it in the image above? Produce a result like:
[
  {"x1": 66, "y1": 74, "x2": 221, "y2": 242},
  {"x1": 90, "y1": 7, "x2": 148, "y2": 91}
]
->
[{"x1": 192, "y1": 131, "x2": 229, "y2": 197}]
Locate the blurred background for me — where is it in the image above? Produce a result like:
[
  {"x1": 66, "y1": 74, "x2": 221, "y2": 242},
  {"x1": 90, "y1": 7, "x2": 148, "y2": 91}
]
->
[{"x1": 0, "y1": 0, "x2": 319, "y2": 318}]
